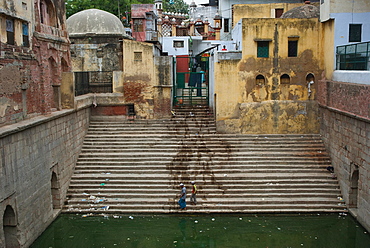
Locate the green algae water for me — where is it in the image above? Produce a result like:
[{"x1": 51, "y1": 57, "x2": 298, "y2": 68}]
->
[{"x1": 31, "y1": 214, "x2": 369, "y2": 248}]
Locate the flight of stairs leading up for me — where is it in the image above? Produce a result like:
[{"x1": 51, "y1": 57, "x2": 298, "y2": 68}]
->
[{"x1": 63, "y1": 106, "x2": 347, "y2": 214}]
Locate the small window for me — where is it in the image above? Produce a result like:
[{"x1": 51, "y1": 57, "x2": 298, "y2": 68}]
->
[
  {"x1": 257, "y1": 41, "x2": 269, "y2": 58},
  {"x1": 275, "y1": 9, "x2": 284, "y2": 18},
  {"x1": 6, "y1": 18, "x2": 15, "y2": 45},
  {"x1": 256, "y1": 75, "x2": 265, "y2": 86},
  {"x1": 224, "y1": 19, "x2": 229, "y2": 33},
  {"x1": 22, "y1": 22, "x2": 29, "y2": 47},
  {"x1": 173, "y1": 40, "x2": 184, "y2": 48},
  {"x1": 280, "y1": 74, "x2": 290, "y2": 84},
  {"x1": 288, "y1": 40, "x2": 298, "y2": 57},
  {"x1": 134, "y1": 52, "x2": 142, "y2": 61},
  {"x1": 349, "y1": 24, "x2": 362, "y2": 42}
]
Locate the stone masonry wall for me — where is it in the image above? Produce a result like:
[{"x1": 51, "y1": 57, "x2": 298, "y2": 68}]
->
[
  {"x1": 318, "y1": 79, "x2": 370, "y2": 232},
  {"x1": 0, "y1": 107, "x2": 90, "y2": 247}
]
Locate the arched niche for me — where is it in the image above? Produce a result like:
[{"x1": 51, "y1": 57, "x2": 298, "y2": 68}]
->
[
  {"x1": 280, "y1": 74, "x2": 290, "y2": 84},
  {"x1": 3, "y1": 205, "x2": 19, "y2": 248},
  {"x1": 256, "y1": 74, "x2": 266, "y2": 86},
  {"x1": 51, "y1": 172, "x2": 61, "y2": 209}
]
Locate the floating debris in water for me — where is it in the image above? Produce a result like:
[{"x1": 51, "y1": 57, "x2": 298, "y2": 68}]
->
[
  {"x1": 129, "y1": 216, "x2": 134, "y2": 219},
  {"x1": 194, "y1": 220, "x2": 198, "y2": 223}
]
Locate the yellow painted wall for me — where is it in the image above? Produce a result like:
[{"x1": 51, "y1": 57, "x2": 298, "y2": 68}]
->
[
  {"x1": 321, "y1": 19, "x2": 335, "y2": 80},
  {"x1": 122, "y1": 40, "x2": 156, "y2": 119},
  {"x1": 215, "y1": 18, "x2": 323, "y2": 134},
  {"x1": 233, "y1": 2, "x2": 319, "y2": 27}
]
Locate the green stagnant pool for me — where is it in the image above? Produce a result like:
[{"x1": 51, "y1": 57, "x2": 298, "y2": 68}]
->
[{"x1": 31, "y1": 213, "x2": 369, "y2": 248}]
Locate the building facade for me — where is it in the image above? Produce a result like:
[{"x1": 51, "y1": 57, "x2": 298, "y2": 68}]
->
[{"x1": 1, "y1": 1, "x2": 74, "y2": 247}]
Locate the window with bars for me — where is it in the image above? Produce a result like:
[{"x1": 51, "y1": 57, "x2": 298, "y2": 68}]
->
[
  {"x1": 257, "y1": 41, "x2": 269, "y2": 58},
  {"x1": 349, "y1": 24, "x2": 362, "y2": 42},
  {"x1": 134, "y1": 52, "x2": 142, "y2": 61}
]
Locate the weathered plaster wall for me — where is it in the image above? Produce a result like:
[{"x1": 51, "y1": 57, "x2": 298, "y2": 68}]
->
[
  {"x1": 232, "y1": 2, "x2": 312, "y2": 24},
  {"x1": 0, "y1": 0, "x2": 71, "y2": 126},
  {"x1": 153, "y1": 56, "x2": 172, "y2": 118},
  {"x1": 318, "y1": 80, "x2": 370, "y2": 232},
  {"x1": 320, "y1": 19, "x2": 335, "y2": 80},
  {"x1": 215, "y1": 18, "x2": 323, "y2": 134},
  {"x1": 0, "y1": 107, "x2": 90, "y2": 247},
  {"x1": 70, "y1": 39, "x2": 122, "y2": 72},
  {"x1": 122, "y1": 40, "x2": 156, "y2": 119}
]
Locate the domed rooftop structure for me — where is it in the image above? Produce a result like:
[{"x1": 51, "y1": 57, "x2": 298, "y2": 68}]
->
[
  {"x1": 281, "y1": 2, "x2": 320, "y2": 19},
  {"x1": 67, "y1": 9, "x2": 128, "y2": 38}
]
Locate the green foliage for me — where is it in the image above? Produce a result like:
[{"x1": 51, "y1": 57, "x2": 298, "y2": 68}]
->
[
  {"x1": 66, "y1": 0, "x2": 153, "y2": 19},
  {"x1": 163, "y1": 0, "x2": 189, "y2": 14}
]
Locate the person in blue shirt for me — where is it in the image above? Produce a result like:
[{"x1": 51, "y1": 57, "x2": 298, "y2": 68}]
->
[{"x1": 178, "y1": 183, "x2": 187, "y2": 210}]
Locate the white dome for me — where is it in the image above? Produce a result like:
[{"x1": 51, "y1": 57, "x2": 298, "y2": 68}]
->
[{"x1": 67, "y1": 9, "x2": 125, "y2": 37}]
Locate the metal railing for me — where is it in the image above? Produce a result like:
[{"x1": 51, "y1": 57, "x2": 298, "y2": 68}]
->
[
  {"x1": 75, "y1": 71, "x2": 112, "y2": 96},
  {"x1": 173, "y1": 72, "x2": 209, "y2": 106},
  {"x1": 336, "y1": 41, "x2": 370, "y2": 70}
]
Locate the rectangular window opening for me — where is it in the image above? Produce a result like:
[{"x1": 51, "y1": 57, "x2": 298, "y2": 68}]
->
[
  {"x1": 6, "y1": 18, "x2": 15, "y2": 45},
  {"x1": 288, "y1": 40, "x2": 298, "y2": 57},
  {"x1": 224, "y1": 19, "x2": 229, "y2": 33},
  {"x1": 349, "y1": 24, "x2": 362, "y2": 42},
  {"x1": 257, "y1": 41, "x2": 269, "y2": 58},
  {"x1": 22, "y1": 22, "x2": 29, "y2": 47},
  {"x1": 275, "y1": 9, "x2": 284, "y2": 18},
  {"x1": 134, "y1": 51, "x2": 142, "y2": 61},
  {"x1": 173, "y1": 40, "x2": 184, "y2": 48}
]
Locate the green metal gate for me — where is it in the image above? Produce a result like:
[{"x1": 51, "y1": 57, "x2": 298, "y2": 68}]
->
[{"x1": 173, "y1": 55, "x2": 209, "y2": 106}]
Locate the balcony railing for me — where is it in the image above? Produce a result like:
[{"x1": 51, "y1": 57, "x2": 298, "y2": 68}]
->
[{"x1": 336, "y1": 41, "x2": 370, "y2": 70}]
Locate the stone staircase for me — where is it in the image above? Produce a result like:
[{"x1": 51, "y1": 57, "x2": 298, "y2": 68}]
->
[{"x1": 63, "y1": 106, "x2": 347, "y2": 214}]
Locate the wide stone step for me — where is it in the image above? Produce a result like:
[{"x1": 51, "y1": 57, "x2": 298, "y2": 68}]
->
[
  {"x1": 81, "y1": 142, "x2": 327, "y2": 148},
  {"x1": 76, "y1": 159, "x2": 332, "y2": 165},
  {"x1": 66, "y1": 187, "x2": 341, "y2": 195},
  {"x1": 73, "y1": 164, "x2": 331, "y2": 170},
  {"x1": 63, "y1": 202, "x2": 346, "y2": 213},
  {"x1": 72, "y1": 168, "x2": 331, "y2": 175},
  {"x1": 79, "y1": 146, "x2": 328, "y2": 152},
  {"x1": 68, "y1": 177, "x2": 339, "y2": 184},
  {"x1": 69, "y1": 173, "x2": 335, "y2": 180}
]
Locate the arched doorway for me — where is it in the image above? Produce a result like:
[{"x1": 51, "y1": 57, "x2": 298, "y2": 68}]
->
[
  {"x1": 51, "y1": 172, "x2": 61, "y2": 209},
  {"x1": 349, "y1": 165, "x2": 359, "y2": 208},
  {"x1": 3, "y1": 205, "x2": 19, "y2": 248}
]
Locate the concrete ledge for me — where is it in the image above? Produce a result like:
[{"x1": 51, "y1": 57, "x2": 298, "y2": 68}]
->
[
  {"x1": 0, "y1": 109, "x2": 74, "y2": 138},
  {"x1": 332, "y1": 70, "x2": 370, "y2": 85}
]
